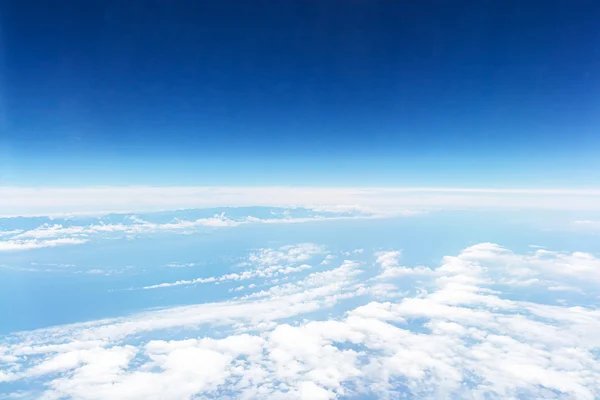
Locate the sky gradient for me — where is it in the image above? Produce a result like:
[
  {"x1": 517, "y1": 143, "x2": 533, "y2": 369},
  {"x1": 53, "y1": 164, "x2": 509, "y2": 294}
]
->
[
  {"x1": 3, "y1": 4, "x2": 600, "y2": 398},
  {"x1": 1, "y1": 1, "x2": 599, "y2": 186}
]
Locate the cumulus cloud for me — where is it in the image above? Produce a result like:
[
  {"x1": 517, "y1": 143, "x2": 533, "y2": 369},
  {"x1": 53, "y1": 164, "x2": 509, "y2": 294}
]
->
[
  {"x1": 373, "y1": 250, "x2": 435, "y2": 280},
  {"x1": 374, "y1": 251, "x2": 402, "y2": 269},
  {"x1": 457, "y1": 242, "x2": 600, "y2": 285},
  {"x1": 320, "y1": 255, "x2": 336, "y2": 265},
  {"x1": 341, "y1": 249, "x2": 364, "y2": 256},
  {"x1": 2, "y1": 243, "x2": 600, "y2": 399}
]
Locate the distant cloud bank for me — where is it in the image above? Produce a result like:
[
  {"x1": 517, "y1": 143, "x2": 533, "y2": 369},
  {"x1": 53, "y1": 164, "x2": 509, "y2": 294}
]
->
[{"x1": 2, "y1": 186, "x2": 600, "y2": 217}]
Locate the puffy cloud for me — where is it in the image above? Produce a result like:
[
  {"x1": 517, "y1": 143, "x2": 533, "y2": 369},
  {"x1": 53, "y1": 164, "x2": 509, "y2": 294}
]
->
[
  {"x1": 320, "y1": 255, "x2": 336, "y2": 265},
  {"x1": 454, "y1": 242, "x2": 600, "y2": 285},
  {"x1": 373, "y1": 250, "x2": 435, "y2": 279},
  {"x1": 248, "y1": 243, "x2": 326, "y2": 266},
  {"x1": 2, "y1": 243, "x2": 600, "y2": 399},
  {"x1": 374, "y1": 251, "x2": 402, "y2": 269}
]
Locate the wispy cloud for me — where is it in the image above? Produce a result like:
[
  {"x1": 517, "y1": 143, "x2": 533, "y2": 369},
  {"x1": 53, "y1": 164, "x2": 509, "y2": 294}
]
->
[
  {"x1": 0, "y1": 238, "x2": 88, "y2": 252},
  {"x1": 0, "y1": 211, "x2": 377, "y2": 252},
  {"x1": 573, "y1": 220, "x2": 600, "y2": 229},
  {"x1": 143, "y1": 243, "x2": 325, "y2": 290},
  {"x1": 163, "y1": 262, "x2": 197, "y2": 268},
  {"x1": 12, "y1": 213, "x2": 242, "y2": 240}
]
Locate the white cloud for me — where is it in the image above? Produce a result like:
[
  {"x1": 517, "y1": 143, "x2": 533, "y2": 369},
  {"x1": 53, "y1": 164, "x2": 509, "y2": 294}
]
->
[
  {"x1": 547, "y1": 285, "x2": 583, "y2": 293},
  {"x1": 144, "y1": 244, "x2": 324, "y2": 290},
  {"x1": 320, "y1": 255, "x2": 336, "y2": 265},
  {"x1": 143, "y1": 276, "x2": 216, "y2": 290},
  {"x1": 2, "y1": 186, "x2": 600, "y2": 217},
  {"x1": 13, "y1": 224, "x2": 90, "y2": 239},
  {"x1": 341, "y1": 249, "x2": 364, "y2": 256},
  {"x1": 459, "y1": 242, "x2": 600, "y2": 284},
  {"x1": 3, "y1": 391, "x2": 35, "y2": 399},
  {"x1": 573, "y1": 220, "x2": 600, "y2": 230},
  {"x1": 2, "y1": 243, "x2": 600, "y2": 399},
  {"x1": 163, "y1": 263, "x2": 196, "y2": 268},
  {"x1": 0, "y1": 229, "x2": 23, "y2": 237},
  {"x1": 374, "y1": 251, "x2": 402, "y2": 269},
  {"x1": 11, "y1": 214, "x2": 241, "y2": 241},
  {"x1": 248, "y1": 243, "x2": 326, "y2": 266},
  {"x1": 376, "y1": 265, "x2": 435, "y2": 280},
  {"x1": 0, "y1": 215, "x2": 376, "y2": 252},
  {"x1": 86, "y1": 269, "x2": 105, "y2": 275},
  {"x1": 373, "y1": 250, "x2": 435, "y2": 280},
  {"x1": 0, "y1": 238, "x2": 88, "y2": 252},
  {"x1": 367, "y1": 283, "x2": 404, "y2": 299}
]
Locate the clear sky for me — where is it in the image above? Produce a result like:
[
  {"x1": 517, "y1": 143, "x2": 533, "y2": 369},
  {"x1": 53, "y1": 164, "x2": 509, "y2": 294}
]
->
[{"x1": 1, "y1": 1, "x2": 599, "y2": 187}]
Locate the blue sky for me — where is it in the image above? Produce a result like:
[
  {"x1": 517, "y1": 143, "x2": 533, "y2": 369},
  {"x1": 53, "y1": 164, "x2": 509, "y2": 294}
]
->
[
  {"x1": 4, "y1": 4, "x2": 600, "y2": 398},
  {"x1": 1, "y1": 1, "x2": 599, "y2": 187}
]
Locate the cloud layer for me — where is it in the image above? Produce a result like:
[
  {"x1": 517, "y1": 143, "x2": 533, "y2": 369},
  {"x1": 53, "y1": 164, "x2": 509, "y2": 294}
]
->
[
  {"x1": 1, "y1": 243, "x2": 599, "y2": 399},
  {"x1": 0, "y1": 208, "x2": 378, "y2": 252},
  {"x1": 2, "y1": 186, "x2": 600, "y2": 216}
]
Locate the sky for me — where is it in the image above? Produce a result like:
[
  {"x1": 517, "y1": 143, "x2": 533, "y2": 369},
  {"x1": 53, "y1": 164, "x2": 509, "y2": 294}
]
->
[
  {"x1": 3, "y1": 3, "x2": 600, "y2": 398},
  {"x1": 1, "y1": 0, "x2": 599, "y2": 187}
]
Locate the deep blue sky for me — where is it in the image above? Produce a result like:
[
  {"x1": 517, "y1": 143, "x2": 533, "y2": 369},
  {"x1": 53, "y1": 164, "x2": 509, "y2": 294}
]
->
[{"x1": 1, "y1": 0, "x2": 599, "y2": 186}]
